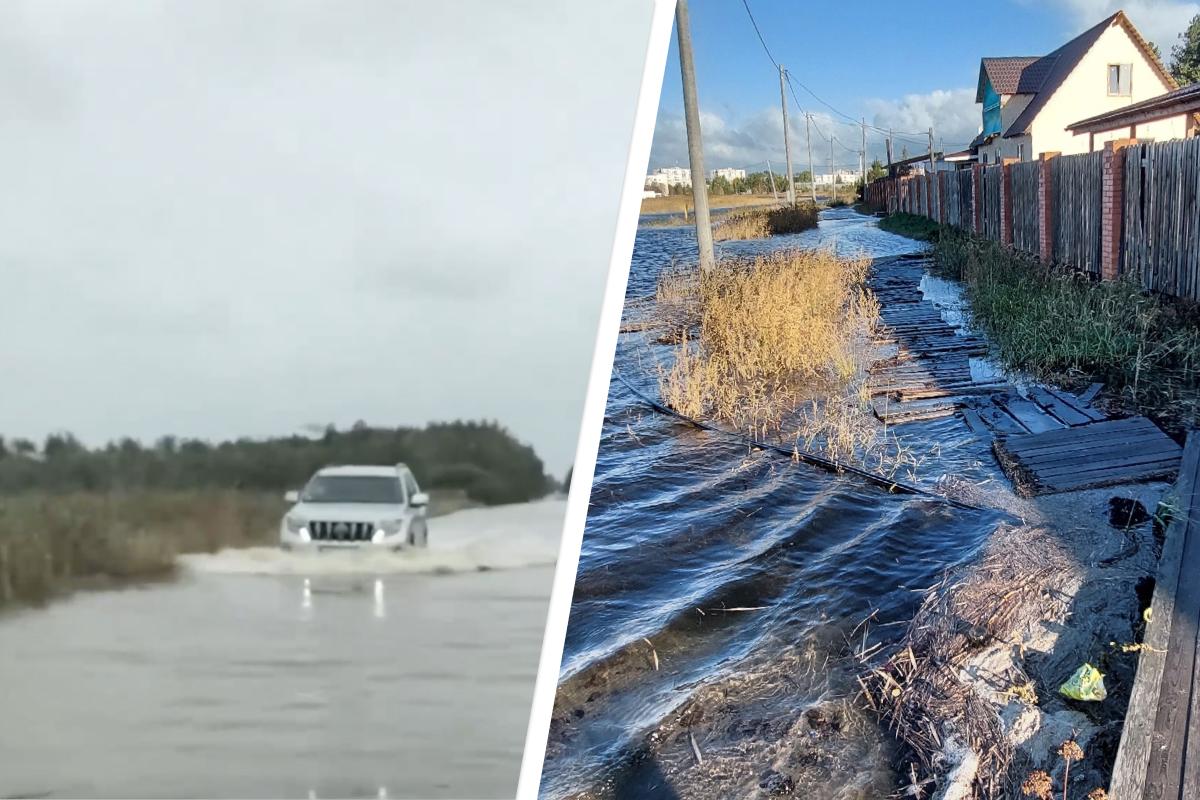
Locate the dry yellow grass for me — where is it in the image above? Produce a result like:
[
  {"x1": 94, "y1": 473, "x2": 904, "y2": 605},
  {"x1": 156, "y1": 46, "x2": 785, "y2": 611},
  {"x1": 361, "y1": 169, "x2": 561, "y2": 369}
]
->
[
  {"x1": 640, "y1": 193, "x2": 778, "y2": 216},
  {"x1": 654, "y1": 249, "x2": 883, "y2": 463},
  {"x1": 713, "y1": 204, "x2": 820, "y2": 241}
]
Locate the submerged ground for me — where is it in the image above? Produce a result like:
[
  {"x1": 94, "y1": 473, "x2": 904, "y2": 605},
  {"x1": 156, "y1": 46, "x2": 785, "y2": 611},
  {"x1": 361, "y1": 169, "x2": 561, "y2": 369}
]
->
[
  {"x1": 542, "y1": 210, "x2": 1159, "y2": 799},
  {"x1": 0, "y1": 500, "x2": 563, "y2": 799}
]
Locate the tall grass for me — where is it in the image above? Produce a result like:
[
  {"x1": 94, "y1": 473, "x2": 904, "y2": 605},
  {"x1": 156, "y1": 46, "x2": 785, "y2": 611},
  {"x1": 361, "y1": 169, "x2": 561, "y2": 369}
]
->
[
  {"x1": 655, "y1": 250, "x2": 882, "y2": 461},
  {"x1": 712, "y1": 204, "x2": 820, "y2": 241},
  {"x1": 933, "y1": 229, "x2": 1200, "y2": 425},
  {"x1": 0, "y1": 491, "x2": 283, "y2": 607},
  {"x1": 877, "y1": 212, "x2": 940, "y2": 241}
]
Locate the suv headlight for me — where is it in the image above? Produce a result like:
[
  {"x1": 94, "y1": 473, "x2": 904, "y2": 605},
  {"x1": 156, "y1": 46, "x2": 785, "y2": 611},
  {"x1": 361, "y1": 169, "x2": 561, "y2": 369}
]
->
[
  {"x1": 285, "y1": 515, "x2": 307, "y2": 533},
  {"x1": 376, "y1": 519, "x2": 405, "y2": 535}
]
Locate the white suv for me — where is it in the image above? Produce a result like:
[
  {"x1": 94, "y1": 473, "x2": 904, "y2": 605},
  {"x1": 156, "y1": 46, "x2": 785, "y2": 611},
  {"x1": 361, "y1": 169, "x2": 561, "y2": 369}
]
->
[{"x1": 280, "y1": 464, "x2": 430, "y2": 550}]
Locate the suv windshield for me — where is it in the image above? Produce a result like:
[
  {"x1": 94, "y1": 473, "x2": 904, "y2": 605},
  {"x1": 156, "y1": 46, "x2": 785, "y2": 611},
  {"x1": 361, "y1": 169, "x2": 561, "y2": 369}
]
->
[{"x1": 300, "y1": 475, "x2": 404, "y2": 504}]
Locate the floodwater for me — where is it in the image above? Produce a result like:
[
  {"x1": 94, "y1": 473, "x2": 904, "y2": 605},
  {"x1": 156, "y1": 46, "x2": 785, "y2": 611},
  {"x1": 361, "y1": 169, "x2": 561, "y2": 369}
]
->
[
  {"x1": 541, "y1": 210, "x2": 1010, "y2": 799},
  {"x1": 0, "y1": 500, "x2": 564, "y2": 799}
]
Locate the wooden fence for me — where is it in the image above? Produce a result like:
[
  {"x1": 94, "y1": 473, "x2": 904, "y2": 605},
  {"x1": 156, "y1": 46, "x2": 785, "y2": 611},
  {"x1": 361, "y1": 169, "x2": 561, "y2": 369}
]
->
[
  {"x1": 864, "y1": 136, "x2": 1200, "y2": 300},
  {"x1": 982, "y1": 165, "x2": 1002, "y2": 242},
  {"x1": 1011, "y1": 161, "x2": 1040, "y2": 253},
  {"x1": 1124, "y1": 137, "x2": 1200, "y2": 301},
  {"x1": 1052, "y1": 151, "x2": 1104, "y2": 275}
]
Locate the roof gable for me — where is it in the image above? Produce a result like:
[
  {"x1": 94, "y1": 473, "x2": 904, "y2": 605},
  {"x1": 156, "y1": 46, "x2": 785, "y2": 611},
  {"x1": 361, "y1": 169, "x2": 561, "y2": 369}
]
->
[
  {"x1": 976, "y1": 57, "x2": 1041, "y2": 103},
  {"x1": 1003, "y1": 10, "x2": 1179, "y2": 138}
]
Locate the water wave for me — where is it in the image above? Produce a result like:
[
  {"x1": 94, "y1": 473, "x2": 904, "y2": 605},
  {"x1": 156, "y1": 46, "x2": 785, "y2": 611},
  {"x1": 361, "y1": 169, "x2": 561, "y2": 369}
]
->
[{"x1": 179, "y1": 498, "x2": 565, "y2": 576}]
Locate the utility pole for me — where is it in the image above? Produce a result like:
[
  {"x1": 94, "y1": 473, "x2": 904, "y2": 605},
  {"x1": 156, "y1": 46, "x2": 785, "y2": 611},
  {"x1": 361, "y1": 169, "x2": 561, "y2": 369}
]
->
[
  {"x1": 765, "y1": 159, "x2": 779, "y2": 202},
  {"x1": 886, "y1": 129, "x2": 894, "y2": 170},
  {"x1": 829, "y1": 134, "x2": 835, "y2": 202},
  {"x1": 778, "y1": 65, "x2": 796, "y2": 205},
  {"x1": 928, "y1": 125, "x2": 937, "y2": 211},
  {"x1": 860, "y1": 117, "x2": 868, "y2": 187},
  {"x1": 675, "y1": 0, "x2": 714, "y2": 271},
  {"x1": 805, "y1": 113, "x2": 816, "y2": 203}
]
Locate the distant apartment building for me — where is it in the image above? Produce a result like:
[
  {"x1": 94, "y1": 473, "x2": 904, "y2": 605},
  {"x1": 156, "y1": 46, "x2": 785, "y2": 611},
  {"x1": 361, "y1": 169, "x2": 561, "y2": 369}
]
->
[
  {"x1": 709, "y1": 167, "x2": 747, "y2": 182},
  {"x1": 813, "y1": 169, "x2": 861, "y2": 185},
  {"x1": 645, "y1": 166, "x2": 692, "y2": 190}
]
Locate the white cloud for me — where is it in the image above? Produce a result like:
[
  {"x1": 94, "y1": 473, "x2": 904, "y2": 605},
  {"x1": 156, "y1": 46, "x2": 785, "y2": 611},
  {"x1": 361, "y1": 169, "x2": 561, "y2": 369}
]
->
[
  {"x1": 649, "y1": 107, "x2": 874, "y2": 175},
  {"x1": 1033, "y1": 0, "x2": 1199, "y2": 52},
  {"x1": 865, "y1": 88, "x2": 981, "y2": 156},
  {"x1": 649, "y1": 86, "x2": 981, "y2": 175}
]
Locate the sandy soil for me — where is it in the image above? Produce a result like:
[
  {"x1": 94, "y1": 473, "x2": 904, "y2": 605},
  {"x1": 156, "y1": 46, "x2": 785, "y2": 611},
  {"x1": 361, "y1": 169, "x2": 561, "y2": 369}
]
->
[{"x1": 908, "y1": 475, "x2": 1170, "y2": 799}]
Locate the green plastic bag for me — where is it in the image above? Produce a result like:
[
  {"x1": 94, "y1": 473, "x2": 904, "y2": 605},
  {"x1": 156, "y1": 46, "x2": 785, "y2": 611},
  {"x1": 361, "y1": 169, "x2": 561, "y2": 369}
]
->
[{"x1": 1059, "y1": 663, "x2": 1107, "y2": 702}]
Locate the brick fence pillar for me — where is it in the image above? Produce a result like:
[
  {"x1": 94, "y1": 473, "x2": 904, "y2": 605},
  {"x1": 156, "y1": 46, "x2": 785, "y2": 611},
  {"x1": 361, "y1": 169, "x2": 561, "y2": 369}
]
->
[
  {"x1": 972, "y1": 163, "x2": 984, "y2": 233},
  {"x1": 1101, "y1": 139, "x2": 1134, "y2": 281},
  {"x1": 1037, "y1": 151, "x2": 1060, "y2": 263},
  {"x1": 1000, "y1": 157, "x2": 1017, "y2": 246}
]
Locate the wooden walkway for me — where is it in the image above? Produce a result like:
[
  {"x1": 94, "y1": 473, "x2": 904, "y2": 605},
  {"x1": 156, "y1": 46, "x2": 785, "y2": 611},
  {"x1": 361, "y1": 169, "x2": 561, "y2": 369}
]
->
[
  {"x1": 866, "y1": 255, "x2": 1182, "y2": 496},
  {"x1": 995, "y1": 417, "x2": 1183, "y2": 496},
  {"x1": 1110, "y1": 432, "x2": 1200, "y2": 799}
]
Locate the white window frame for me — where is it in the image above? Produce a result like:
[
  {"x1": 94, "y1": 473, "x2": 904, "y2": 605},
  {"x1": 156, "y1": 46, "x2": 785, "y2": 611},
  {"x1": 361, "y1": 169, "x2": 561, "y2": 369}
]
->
[{"x1": 1108, "y1": 63, "x2": 1132, "y2": 97}]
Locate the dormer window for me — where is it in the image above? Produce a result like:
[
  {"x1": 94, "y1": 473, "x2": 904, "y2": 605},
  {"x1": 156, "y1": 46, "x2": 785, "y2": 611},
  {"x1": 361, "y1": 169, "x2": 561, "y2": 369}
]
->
[{"x1": 1108, "y1": 64, "x2": 1131, "y2": 96}]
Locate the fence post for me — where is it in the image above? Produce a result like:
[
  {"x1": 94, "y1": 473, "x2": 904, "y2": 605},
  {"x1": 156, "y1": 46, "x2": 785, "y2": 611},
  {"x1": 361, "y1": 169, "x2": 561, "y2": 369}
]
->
[
  {"x1": 972, "y1": 163, "x2": 984, "y2": 233},
  {"x1": 925, "y1": 173, "x2": 933, "y2": 220},
  {"x1": 1000, "y1": 157, "x2": 1017, "y2": 246},
  {"x1": 1038, "y1": 151, "x2": 1060, "y2": 263},
  {"x1": 1101, "y1": 138, "x2": 1134, "y2": 281}
]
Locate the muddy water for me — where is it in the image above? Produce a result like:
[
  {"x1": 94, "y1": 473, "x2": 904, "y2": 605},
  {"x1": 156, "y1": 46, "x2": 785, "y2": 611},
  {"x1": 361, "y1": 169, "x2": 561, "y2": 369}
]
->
[
  {"x1": 542, "y1": 211, "x2": 1010, "y2": 799},
  {"x1": 0, "y1": 500, "x2": 563, "y2": 799}
]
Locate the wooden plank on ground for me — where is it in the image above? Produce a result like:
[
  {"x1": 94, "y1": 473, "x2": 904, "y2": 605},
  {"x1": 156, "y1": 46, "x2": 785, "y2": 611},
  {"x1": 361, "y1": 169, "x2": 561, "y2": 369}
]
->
[
  {"x1": 995, "y1": 417, "x2": 1182, "y2": 496},
  {"x1": 996, "y1": 395, "x2": 1067, "y2": 433},
  {"x1": 1026, "y1": 386, "x2": 1094, "y2": 426},
  {"x1": 1141, "y1": 430, "x2": 1200, "y2": 799}
]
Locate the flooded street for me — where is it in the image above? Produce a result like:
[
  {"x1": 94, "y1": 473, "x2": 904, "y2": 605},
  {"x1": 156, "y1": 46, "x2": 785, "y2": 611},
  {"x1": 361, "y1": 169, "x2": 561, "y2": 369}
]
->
[
  {"x1": 542, "y1": 210, "x2": 1010, "y2": 799},
  {"x1": 0, "y1": 500, "x2": 563, "y2": 799}
]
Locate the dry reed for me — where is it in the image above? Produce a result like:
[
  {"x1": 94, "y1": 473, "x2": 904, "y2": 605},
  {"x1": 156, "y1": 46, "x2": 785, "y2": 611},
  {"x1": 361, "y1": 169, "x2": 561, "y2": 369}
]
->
[
  {"x1": 860, "y1": 527, "x2": 1075, "y2": 799},
  {"x1": 654, "y1": 249, "x2": 883, "y2": 463},
  {"x1": 0, "y1": 491, "x2": 283, "y2": 607}
]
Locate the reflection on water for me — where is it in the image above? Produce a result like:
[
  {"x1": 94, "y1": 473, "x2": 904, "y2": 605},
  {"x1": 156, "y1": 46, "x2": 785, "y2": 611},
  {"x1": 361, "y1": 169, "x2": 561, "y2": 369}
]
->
[
  {"x1": 543, "y1": 210, "x2": 1007, "y2": 798},
  {"x1": 0, "y1": 500, "x2": 565, "y2": 799}
]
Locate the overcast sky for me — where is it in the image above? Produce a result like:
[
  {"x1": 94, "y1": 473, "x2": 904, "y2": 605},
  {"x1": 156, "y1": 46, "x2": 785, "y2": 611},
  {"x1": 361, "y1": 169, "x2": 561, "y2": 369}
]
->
[{"x1": 0, "y1": 0, "x2": 654, "y2": 474}]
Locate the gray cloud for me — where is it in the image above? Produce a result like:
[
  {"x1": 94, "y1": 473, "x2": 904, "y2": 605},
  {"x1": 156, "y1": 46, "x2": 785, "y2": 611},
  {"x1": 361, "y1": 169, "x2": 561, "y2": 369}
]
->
[
  {"x1": 0, "y1": 0, "x2": 653, "y2": 473},
  {"x1": 1029, "y1": 0, "x2": 1200, "y2": 51}
]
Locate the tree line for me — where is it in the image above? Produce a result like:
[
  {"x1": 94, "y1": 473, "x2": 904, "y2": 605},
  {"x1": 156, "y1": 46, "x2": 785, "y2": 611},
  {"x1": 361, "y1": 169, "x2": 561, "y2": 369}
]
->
[{"x1": 0, "y1": 420, "x2": 554, "y2": 505}]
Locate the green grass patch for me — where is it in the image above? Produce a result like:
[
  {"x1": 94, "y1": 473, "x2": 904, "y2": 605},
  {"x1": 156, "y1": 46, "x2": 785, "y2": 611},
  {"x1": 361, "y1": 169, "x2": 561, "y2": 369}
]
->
[
  {"x1": 877, "y1": 212, "x2": 941, "y2": 242},
  {"x1": 932, "y1": 229, "x2": 1200, "y2": 427}
]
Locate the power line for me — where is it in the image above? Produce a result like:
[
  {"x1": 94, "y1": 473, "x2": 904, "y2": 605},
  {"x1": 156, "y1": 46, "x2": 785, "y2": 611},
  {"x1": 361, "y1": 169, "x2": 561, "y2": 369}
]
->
[{"x1": 740, "y1": 0, "x2": 966, "y2": 147}]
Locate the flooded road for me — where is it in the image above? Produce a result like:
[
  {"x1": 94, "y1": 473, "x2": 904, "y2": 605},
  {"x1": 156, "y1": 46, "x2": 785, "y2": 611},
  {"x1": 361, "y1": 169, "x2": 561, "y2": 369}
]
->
[
  {"x1": 0, "y1": 500, "x2": 563, "y2": 799},
  {"x1": 542, "y1": 210, "x2": 1009, "y2": 799}
]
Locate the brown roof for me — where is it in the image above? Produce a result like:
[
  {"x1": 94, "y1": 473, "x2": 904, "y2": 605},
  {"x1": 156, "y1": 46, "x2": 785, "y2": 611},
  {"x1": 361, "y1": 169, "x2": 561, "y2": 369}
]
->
[
  {"x1": 976, "y1": 57, "x2": 1041, "y2": 102},
  {"x1": 1002, "y1": 11, "x2": 1178, "y2": 138},
  {"x1": 1068, "y1": 82, "x2": 1200, "y2": 133}
]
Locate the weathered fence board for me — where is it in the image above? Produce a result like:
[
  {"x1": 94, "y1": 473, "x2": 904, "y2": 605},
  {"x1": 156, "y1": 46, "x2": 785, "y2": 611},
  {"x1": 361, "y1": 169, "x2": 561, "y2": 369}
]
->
[
  {"x1": 1012, "y1": 161, "x2": 1040, "y2": 254},
  {"x1": 982, "y1": 165, "x2": 1002, "y2": 241},
  {"x1": 1124, "y1": 138, "x2": 1200, "y2": 301},
  {"x1": 1052, "y1": 151, "x2": 1104, "y2": 275}
]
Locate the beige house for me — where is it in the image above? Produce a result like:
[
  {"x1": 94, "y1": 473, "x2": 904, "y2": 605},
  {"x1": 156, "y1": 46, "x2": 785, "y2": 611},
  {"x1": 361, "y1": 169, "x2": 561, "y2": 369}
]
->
[{"x1": 972, "y1": 11, "x2": 1188, "y2": 164}]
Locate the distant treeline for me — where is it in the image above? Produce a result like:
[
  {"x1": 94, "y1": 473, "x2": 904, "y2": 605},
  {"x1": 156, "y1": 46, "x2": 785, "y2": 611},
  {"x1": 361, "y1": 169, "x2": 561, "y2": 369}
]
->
[{"x1": 0, "y1": 420, "x2": 553, "y2": 505}]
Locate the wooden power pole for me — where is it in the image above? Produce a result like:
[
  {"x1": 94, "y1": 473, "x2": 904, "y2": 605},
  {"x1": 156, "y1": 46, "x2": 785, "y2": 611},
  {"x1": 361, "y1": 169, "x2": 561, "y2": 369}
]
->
[
  {"x1": 675, "y1": 0, "x2": 714, "y2": 271},
  {"x1": 860, "y1": 117, "x2": 867, "y2": 186},
  {"x1": 805, "y1": 113, "x2": 816, "y2": 203},
  {"x1": 779, "y1": 65, "x2": 796, "y2": 205},
  {"x1": 829, "y1": 135, "x2": 835, "y2": 201}
]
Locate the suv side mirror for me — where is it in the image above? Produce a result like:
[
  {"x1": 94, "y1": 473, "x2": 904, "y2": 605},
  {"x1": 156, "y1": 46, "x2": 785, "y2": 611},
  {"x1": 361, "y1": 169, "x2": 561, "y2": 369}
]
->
[
  {"x1": 284, "y1": 490, "x2": 300, "y2": 503},
  {"x1": 409, "y1": 491, "x2": 429, "y2": 507}
]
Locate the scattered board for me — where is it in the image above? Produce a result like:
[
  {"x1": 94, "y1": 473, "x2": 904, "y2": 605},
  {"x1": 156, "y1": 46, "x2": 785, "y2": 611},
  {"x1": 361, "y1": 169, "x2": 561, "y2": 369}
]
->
[{"x1": 994, "y1": 416, "x2": 1183, "y2": 496}]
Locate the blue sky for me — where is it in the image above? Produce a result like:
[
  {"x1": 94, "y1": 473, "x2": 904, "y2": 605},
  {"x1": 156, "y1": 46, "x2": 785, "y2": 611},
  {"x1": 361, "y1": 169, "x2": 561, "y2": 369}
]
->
[{"x1": 649, "y1": 0, "x2": 1199, "y2": 172}]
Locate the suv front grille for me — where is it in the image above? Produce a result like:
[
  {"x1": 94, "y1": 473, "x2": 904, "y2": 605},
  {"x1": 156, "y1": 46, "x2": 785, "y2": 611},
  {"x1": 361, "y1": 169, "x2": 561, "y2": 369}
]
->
[{"x1": 309, "y1": 521, "x2": 374, "y2": 542}]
